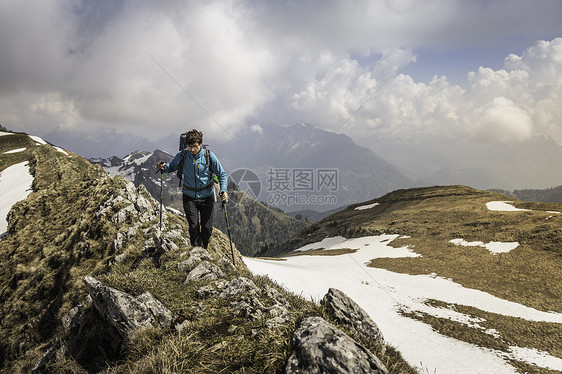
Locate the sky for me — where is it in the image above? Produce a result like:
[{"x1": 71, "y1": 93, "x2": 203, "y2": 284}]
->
[{"x1": 1, "y1": 0, "x2": 562, "y2": 148}]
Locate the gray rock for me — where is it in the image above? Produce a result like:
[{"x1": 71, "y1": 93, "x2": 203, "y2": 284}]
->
[
  {"x1": 285, "y1": 316, "x2": 388, "y2": 374},
  {"x1": 266, "y1": 304, "x2": 290, "y2": 319},
  {"x1": 32, "y1": 346, "x2": 57, "y2": 374},
  {"x1": 263, "y1": 285, "x2": 289, "y2": 306},
  {"x1": 265, "y1": 316, "x2": 287, "y2": 329},
  {"x1": 61, "y1": 305, "x2": 86, "y2": 335},
  {"x1": 231, "y1": 295, "x2": 265, "y2": 320},
  {"x1": 196, "y1": 280, "x2": 228, "y2": 298},
  {"x1": 135, "y1": 194, "x2": 153, "y2": 214},
  {"x1": 126, "y1": 227, "x2": 137, "y2": 239},
  {"x1": 164, "y1": 229, "x2": 188, "y2": 246},
  {"x1": 83, "y1": 276, "x2": 174, "y2": 338},
  {"x1": 112, "y1": 204, "x2": 137, "y2": 224},
  {"x1": 113, "y1": 232, "x2": 125, "y2": 251},
  {"x1": 115, "y1": 252, "x2": 128, "y2": 263},
  {"x1": 184, "y1": 261, "x2": 224, "y2": 283},
  {"x1": 218, "y1": 277, "x2": 259, "y2": 299},
  {"x1": 178, "y1": 247, "x2": 212, "y2": 272},
  {"x1": 321, "y1": 288, "x2": 385, "y2": 349}
]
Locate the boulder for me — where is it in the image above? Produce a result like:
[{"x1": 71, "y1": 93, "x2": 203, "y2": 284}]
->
[
  {"x1": 230, "y1": 295, "x2": 265, "y2": 320},
  {"x1": 321, "y1": 288, "x2": 385, "y2": 349},
  {"x1": 196, "y1": 280, "x2": 228, "y2": 298},
  {"x1": 178, "y1": 247, "x2": 213, "y2": 272},
  {"x1": 83, "y1": 276, "x2": 174, "y2": 338},
  {"x1": 61, "y1": 305, "x2": 86, "y2": 335},
  {"x1": 285, "y1": 316, "x2": 388, "y2": 374},
  {"x1": 218, "y1": 277, "x2": 259, "y2": 299},
  {"x1": 263, "y1": 285, "x2": 289, "y2": 306},
  {"x1": 184, "y1": 261, "x2": 224, "y2": 283}
]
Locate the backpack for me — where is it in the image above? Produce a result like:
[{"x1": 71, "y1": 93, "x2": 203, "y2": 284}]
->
[{"x1": 177, "y1": 134, "x2": 220, "y2": 198}]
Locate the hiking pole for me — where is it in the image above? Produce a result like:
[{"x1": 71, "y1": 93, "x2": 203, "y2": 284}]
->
[
  {"x1": 159, "y1": 170, "x2": 163, "y2": 231},
  {"x1": 222, "y1": 198, "x2": 235, "y2": 266},
  {"x1": 155, "y1": 167, "x2": 164, "y2": 231}
]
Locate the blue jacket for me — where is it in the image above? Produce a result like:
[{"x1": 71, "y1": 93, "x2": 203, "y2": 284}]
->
[{"x1": 164, "y1": 147, "x2": 228, "y2": 199}]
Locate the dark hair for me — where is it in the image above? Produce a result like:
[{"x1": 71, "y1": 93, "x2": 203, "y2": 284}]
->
[{"x1": 185, "y1": 129, "x2": 203, "y2": 145}]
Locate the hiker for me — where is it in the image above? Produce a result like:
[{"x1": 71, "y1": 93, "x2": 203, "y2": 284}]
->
[{"x1": 158, "y1": 129, "x2": 228, "y2": 249}]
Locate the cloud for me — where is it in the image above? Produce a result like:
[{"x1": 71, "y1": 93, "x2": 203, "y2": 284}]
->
[
  {"x1": 467, "y1": 97, "x2": 533, "y2": 143},
  {"x1": 292, "y1": 37, "x2": 562, "y2": 144},
  {"x1": 1, "y1": 0, "x2": 562, "y2": 147}
]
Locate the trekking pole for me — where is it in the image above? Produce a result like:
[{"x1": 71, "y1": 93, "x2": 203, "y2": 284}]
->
[
  {"x1": 222, "y1": 199, "x2": 235, "y2": 266},
  {"x1": 155, "y1": 167, "x2": 164, "y2": 231},
  {"x1": 159, "y1": 170, "x2": 163, "y2": 231}
]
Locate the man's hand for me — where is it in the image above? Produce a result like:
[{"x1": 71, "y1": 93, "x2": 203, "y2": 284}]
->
[
  {"x1": 220, "y1": 191, "x2": 228, "y2": 202},
  {"x1": 157, "y1": 161, "x2": 166, "y2": 171}
]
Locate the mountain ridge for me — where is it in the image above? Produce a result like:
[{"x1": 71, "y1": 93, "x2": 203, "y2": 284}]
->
[{"x1": 1, "y1": 131, "x2": 415, "y2": 373}]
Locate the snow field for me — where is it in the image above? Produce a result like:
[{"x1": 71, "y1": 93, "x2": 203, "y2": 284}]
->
[
  {"x1": 486, "y1": 201, "x2": 531, "y2": 212},
  {"x1": 0, "y1": 162, "x2": 34, "y2": 237},
  {"x1": 244, "y1": 234, "x2": 562, "y2": 373}
]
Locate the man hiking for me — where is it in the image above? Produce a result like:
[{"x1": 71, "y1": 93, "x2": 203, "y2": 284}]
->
[{"x1": 158, "y1": 129, "x2": 228, "y2": 249}]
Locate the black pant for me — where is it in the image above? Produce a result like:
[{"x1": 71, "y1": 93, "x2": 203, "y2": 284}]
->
[{"x1": 183, "y1": 194, "x2": 214, "y2": 249}]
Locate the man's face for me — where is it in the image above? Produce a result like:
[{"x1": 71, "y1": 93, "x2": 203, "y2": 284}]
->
[{"x1": 187, "y1": 142, "x2": 202, "y2": 155}]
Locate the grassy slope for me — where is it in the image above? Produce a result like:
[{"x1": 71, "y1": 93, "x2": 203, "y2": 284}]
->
[
  {"x1": 0, "y1": 134, "x2": 416, "y2": 373},
  {"x1": 0, "y1": 134, "x2": 122, "y2": 371},
  {"x1": 281, "y1": 185, "x2": 562, "y2": 373}
]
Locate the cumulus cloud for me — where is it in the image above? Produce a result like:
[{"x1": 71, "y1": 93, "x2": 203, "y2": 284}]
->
[
  {"x1": 292, "y1": 37, "x2": 562, "y2": 144},
  {"x1": 467, "y1": 97, "x2": 533, "y2": 143}
]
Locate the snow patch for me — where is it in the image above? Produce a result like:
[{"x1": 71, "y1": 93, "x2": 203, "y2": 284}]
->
[
  {"x1": 546, "y1": 211, "x2": 560, "y2": 214},
  {"x1": 3, "y1": 148, "x2": 26, "y2": 154},
  {"x1": 486, "y1": 201, "x2": 531, "y2": 212},
  {"x1": 355, "y1": 202, "x2": 380, "y2": 210},
  {"x1": 295, "y1": 235, "x2": 421, "y2": 258},
  {"x1": 54, "y1": 146, "x2": 69, "y2": 156},
  {"x1": 0, "y1": 131, "x2": 13, "y2": 136},
  {"x1": 0, "y1": 162, "x2": 34, "y2": 237},
  {"x1": 450, "y1": 238, "x2": 519, "y2": 255},
  {"x1": 508, "y1": 346, "x2": 562, "y2": 371},
  {"x1": 123, "y1": 152, "x2": 152, "y2": 166},
  {"x1": 28, "y1": 135, "x2": 47, "y2": 145}
]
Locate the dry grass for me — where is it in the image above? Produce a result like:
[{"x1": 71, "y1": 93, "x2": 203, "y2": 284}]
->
[
  {"x1": 284, "y1": 248, "x2": 356, "y2": 257},
  {"x1": 282, "y1": 185, "x2": 562, "y2": 373},
  {"x1": 1, "y1": 134, "x2": 418, "y2": 373}
]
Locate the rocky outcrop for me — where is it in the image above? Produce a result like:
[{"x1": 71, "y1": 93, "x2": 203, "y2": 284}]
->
[
  {"x1": 83, "y1": 276, "x2": 174, "y2": 338},
  {"x1": 178, "y1": 246, "x2": 213, "y2": 272},
  {"x1": 321, "y1": 288, "x2": 385, "y2": 350},
  {"x1": 285, "y1": 316, "x2": 388, "y2": 374},
  {"x1": 184, "y1": 261, "x2": 224, "y2": 282}
]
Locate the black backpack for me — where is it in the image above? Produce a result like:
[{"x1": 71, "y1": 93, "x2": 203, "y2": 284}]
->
[{"x1": 176, "y1": 133, "x2": 216, "y2": 190}]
